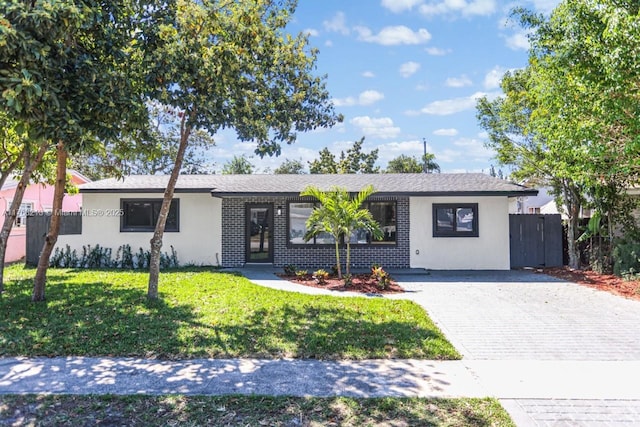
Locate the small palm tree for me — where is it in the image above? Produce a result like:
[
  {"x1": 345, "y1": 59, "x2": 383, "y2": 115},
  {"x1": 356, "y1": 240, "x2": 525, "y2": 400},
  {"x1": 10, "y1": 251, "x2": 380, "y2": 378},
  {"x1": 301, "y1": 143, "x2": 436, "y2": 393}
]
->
[{"x1": 301, "y1": 185, "x2": 383, "y2": 278}]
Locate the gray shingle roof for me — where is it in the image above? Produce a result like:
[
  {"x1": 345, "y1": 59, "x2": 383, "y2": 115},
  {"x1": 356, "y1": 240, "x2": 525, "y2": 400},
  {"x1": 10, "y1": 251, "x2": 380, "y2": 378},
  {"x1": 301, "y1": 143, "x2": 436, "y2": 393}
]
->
[{"x1": 80, "y1": 173, "x2": 537, "y2": 196}]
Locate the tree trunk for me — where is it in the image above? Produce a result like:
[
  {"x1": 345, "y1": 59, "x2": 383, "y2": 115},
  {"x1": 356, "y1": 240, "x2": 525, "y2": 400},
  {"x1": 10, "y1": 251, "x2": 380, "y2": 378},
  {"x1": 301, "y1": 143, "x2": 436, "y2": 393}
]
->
[
  {"x1": 32, "y1": 141, "x2": 67, "y2": 302},
  {"x1": 345, "y1": 242, "x2": 351, "y2": 276},
  {"x1": 563, "y1": 180, "x2": 582, "y2": 270},
  {"x1": 148, "y1": 112, "x2": 191, "y2": 300},
  {"x1": 0, "y1": 141, "x2": 48, "y2": 294},
  {"x1": 333, "y1": 240, "x2": 342, "y2": 279}
]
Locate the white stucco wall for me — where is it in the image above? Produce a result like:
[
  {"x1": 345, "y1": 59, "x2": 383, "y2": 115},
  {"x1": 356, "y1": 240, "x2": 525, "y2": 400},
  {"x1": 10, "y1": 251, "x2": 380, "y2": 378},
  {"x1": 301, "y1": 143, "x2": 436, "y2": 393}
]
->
[
  {"x1": 57, "y1": 192, "x2": 222, "y2": 266},
  {"x1": 409, "y1": 196, "x2": 511, "y2": 270}
]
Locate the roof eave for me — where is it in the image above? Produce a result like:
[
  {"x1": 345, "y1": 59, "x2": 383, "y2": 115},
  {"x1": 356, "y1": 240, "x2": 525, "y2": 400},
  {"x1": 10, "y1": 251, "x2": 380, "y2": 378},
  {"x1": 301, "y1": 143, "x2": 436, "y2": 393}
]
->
[
  {"x1": 209, "y1": 190, "x2": 539, "y2": 197},
  {"x1": 80, "y1": 188, "x2": 213, "y2": 194}
]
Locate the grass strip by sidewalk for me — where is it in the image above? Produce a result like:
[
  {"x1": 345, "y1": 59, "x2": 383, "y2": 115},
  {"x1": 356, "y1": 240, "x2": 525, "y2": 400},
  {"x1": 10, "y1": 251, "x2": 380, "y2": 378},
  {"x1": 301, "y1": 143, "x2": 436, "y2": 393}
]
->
[
  {"x1": 1, "y1": 266, "x2": 459, "y2": 360},
  {"x1": 0, "y1": 395, "x2": 515, "y2": 426}
]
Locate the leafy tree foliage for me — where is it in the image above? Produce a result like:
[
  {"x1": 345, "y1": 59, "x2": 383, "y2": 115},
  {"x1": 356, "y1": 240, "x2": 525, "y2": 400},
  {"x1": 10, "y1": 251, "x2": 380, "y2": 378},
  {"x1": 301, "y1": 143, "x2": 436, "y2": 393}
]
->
[
  {"x1": 142, "y1": 0, "x2": 341, "y2": 298},
  {"x1": 385, "y1": 155, "x2": 423, "y2": 173},
  {"x1": 0, "y1": 0, "x2": 149, "y2": 299},
  {"x1": 301, "y1": 185, "x2": 382, "y2": 278},
  {"x1": 71, "y1": 105, "x2": 215, "y2": 179},
  {"x1": 274, "y1": 158, "x2": 306, "y2": 174},
  {"x1": 309, "y1": 137, "x2": 379, "y2": 174},
  {"x1": 385, "y1": 153, "x2": 440, "y2": 174},
  {"x1": 308, "y1": 147, "x2": 338, "y2": 174},
  {"x1": 222, "y1": 155, "x2": 255, "y2": 175},
  {"x1": 478, "y1": 0, "x2": 640, "y2": 270}
]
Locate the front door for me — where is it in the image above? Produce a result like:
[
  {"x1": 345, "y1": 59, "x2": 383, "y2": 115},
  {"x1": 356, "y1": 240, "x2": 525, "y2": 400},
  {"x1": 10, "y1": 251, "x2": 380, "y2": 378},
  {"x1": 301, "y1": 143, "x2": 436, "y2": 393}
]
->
[{"x1": 246, "y1": 204, "x2": 273, "y2": 263}]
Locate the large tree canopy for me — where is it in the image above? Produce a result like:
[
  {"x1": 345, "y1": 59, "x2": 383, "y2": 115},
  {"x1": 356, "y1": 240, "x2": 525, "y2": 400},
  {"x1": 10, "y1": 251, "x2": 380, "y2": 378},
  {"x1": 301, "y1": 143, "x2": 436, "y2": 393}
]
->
[
  {"x1": 0, "y1": 0, "x2": 150, "y2": 299},
  {"x1": 309, "y1": 137, "x2": 379, "y2": 174},
  {"x1": 142, "y1": 0, "x2": 342, "y2": 298},
  {"x1": 477, "y1": 0, "x2": 640, "y2": 270}
]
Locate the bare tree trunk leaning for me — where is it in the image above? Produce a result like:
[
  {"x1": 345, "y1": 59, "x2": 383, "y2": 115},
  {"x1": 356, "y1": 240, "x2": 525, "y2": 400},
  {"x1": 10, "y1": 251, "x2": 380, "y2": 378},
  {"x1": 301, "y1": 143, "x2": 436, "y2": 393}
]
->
[
  {"x1": 32, "y1": 142, "x2": 67, "y2": 302},
  {"x1": 148, "y1": 112, "x2": 192, "y2": 300},
  {"x1": 0, "y1": 142, "x2": 48, "y2": 294}
]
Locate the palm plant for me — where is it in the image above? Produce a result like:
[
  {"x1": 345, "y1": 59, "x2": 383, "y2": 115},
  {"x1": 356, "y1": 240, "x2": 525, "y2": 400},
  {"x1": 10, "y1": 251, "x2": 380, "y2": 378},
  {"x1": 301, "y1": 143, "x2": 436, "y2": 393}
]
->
[{"x1": 301, "y1": 185, "x2": 383, "y2": 278}]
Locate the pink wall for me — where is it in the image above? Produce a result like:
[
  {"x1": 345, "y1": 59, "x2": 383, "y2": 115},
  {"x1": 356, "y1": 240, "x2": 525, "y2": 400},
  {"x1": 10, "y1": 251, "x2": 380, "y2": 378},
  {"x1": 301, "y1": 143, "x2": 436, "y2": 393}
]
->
[{"x1": 1, "y1": 173, "x2": 89, "y2": 263}]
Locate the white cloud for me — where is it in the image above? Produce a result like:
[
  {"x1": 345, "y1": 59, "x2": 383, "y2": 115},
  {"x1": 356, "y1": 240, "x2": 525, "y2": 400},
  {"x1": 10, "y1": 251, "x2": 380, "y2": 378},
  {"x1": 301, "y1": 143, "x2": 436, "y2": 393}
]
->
[
  {"x1": 323, "y1": 12, "x2": 349, "y2": 35},
  {"x1": 445, "y1": 75, "x2": 472, "y2": 88},
  {"x1": 376, "y1": 139, "x2": 435, "y2": 164},
  {"x1": 433, "y1": 128, "x2": 459, "y2": 136},
  {"x1": 419, "y1": 0, "x2": 496, "y2": 17},
  {"x1": 332, "y1": 96, "x2": 357, "y2": 107},
  {"x1": 333, "y1": 90, "x2": 384, "y2": 107},
  {"x1": 505, "y1": 31, "x2": 529, "y2": 50},
  {"x1": 303, "y1": 28, "x2": 319, "y2": 37},
  {"x1": 425, "y1": 46, "x2": 450, "y2": 55},
  {"x1": 359, "y1": 90, "x2": 385, "y2": 105},
  {"x1": 362, "y1": 71, "x2": 375, "y2": 78},
  {"x1": 484, "y1": 66, "x2": 507, "y2": 89},
  {"x1": 350, "y1": 116, "x2": 401, "y2": 139},
  {"x1": 404, "y1": 109, "x2": 422, "y2": 116},
  {"x1": 399, "y1": 61, "x2": 421, "y2": 78},
  {"x1": 354, "y1": 25, "x2": 432, "y2": 46},
  {"x1": 453, "y1": 137, "x2": 495, "y2": 162},
  {"x1": 421, "y1": 92, "x2": 489, "y2": 115},
  {"x1": 381, "y1": 0, "x2": 424, "y2": 13}
]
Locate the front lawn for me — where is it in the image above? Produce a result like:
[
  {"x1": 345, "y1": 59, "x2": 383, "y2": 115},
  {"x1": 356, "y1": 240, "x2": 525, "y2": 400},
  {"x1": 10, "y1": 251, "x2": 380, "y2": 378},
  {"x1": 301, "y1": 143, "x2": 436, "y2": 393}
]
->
[
  {"x1": 0, "y1": 395, "x2": 514, "y2": 426},
  {"x1": 1, "y1": 266, "x2": 459, "y2": 360}
]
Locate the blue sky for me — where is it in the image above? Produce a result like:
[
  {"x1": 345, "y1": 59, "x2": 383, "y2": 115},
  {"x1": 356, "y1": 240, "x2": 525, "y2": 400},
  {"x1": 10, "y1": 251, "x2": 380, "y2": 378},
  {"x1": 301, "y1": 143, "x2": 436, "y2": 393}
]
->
[{"x1": 210, "y1": 0, "x2": 560, "y2": 174}]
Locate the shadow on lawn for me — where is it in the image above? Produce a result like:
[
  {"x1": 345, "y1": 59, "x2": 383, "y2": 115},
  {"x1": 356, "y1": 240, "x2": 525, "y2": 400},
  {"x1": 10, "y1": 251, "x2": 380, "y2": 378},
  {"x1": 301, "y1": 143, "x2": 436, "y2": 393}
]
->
[
  {"x1": 0, "y1": 273, "x2": 199, "y2": 358},
  {"x1": 193, "y1": 304, "x2": 458, "y2": 360},
  {"x1": 1, "y1": 269, "x2": 456, "y2": 360}
]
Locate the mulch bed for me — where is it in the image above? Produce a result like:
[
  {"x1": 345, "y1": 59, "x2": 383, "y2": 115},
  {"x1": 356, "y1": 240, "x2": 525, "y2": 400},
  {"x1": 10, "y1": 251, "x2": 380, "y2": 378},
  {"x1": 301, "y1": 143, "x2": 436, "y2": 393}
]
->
[
  {"x1": 540, "y1": 266, "x2": 640, "y2": 301},
  {"x1": 278, "y1": 273, "x2": 405, "y2": 294}
]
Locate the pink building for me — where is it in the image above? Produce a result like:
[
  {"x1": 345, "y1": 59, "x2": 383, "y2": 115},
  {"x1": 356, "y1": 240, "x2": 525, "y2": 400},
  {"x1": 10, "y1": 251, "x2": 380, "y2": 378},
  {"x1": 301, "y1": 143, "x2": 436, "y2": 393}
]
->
[{"x1": 0, "y1": 171, "x2": 90, "y2": 263}]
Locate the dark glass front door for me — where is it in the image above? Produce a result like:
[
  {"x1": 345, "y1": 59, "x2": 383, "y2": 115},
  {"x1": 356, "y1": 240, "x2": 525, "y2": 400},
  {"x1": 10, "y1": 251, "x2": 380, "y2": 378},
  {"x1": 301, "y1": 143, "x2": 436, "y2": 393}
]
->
[{"x1": 246, "y1": 204, "x2": 273, "y2": 263}]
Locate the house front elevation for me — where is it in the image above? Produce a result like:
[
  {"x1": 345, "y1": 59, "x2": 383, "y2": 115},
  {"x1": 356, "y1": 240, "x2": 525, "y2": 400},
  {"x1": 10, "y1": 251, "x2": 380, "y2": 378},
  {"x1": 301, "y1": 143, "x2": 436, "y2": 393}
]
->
[{"x1": 56, "y1": 173, "x2": 537, "y2": 270}]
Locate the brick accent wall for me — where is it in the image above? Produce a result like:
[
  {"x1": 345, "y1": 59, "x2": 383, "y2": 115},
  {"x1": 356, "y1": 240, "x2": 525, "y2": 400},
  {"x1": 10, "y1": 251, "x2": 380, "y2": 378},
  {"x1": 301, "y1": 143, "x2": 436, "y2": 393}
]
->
[{"x1": 221, "y1": 196, "x2": 410, "y2": 269}]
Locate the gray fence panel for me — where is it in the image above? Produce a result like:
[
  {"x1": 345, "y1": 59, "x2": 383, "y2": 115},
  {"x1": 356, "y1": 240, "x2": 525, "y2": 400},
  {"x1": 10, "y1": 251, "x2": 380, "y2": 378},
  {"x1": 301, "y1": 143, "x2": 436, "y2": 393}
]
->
[
  {"x1": 26, "y1": 212, "x2": 82, "y2": 266},
  {"x1": 509, "y1": 214, "x2": 563, "y2": 268}
]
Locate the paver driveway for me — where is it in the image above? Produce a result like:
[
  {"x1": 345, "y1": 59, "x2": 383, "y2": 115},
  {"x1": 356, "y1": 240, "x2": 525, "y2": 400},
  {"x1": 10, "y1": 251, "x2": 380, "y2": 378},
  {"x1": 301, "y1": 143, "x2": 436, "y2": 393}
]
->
[
  {"x1": 389, "y1": 269, "x2": 640, "y2": 426},
  {"x1": 390, "y1": 270, "x2": 640, "y2": 361}
]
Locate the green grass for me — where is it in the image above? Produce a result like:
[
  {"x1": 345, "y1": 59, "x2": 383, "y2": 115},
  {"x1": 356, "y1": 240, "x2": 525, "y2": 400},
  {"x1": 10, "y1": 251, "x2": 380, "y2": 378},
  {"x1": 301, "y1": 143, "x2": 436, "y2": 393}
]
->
[
  {"x1": 0, "y1": 265, "x2": 460, "y2": 360},
  {"x1": 0, "y1": 395, "x2": 515, "y2": 426}
]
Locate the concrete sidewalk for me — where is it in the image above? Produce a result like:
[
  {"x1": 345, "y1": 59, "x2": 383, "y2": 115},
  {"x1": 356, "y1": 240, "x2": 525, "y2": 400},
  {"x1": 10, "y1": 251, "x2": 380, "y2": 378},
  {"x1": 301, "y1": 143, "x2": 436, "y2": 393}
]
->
[
  {"x1": 2, "y1": 357, "x2": 640, "y2": 399},
  {"x1": 0, "y1": 357, "x2": 485, "y2": 398}
]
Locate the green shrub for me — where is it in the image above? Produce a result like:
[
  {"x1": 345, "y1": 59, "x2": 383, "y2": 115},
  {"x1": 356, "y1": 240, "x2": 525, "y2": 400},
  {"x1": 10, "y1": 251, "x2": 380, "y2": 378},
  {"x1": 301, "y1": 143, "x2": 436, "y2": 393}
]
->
[
  {"x1": 343, "y1": 273, "x2": 352, "y2": 287},
  {"x1": 50, "y1": 244, "x2": 178, "y2": 270},
  {"x1": 371, "y1": 265, "x2": 391, "y2": 290},
  {"x1": 283, "y1": 264, "x2": 297, "y2": 276},
  {"x1": 613, "y1": 240, "x2": 640, "y2": 280},
  {"x1": 312, "y1": 269, "x2": 329, "y2": 285},
  {"x1": 295, "y1": 269, "x2": 309, "y2": 280}
]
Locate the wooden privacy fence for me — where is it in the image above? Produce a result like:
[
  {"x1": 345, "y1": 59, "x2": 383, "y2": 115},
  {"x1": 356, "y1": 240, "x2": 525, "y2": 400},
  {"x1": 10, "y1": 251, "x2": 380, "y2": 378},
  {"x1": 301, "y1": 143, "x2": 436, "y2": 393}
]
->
[
  {"x1": 509, "y1": 214, "x2": 563, "y2": 268},
  {"x1": 26, "y1": 212, "x2": 82, "y2": 266}
]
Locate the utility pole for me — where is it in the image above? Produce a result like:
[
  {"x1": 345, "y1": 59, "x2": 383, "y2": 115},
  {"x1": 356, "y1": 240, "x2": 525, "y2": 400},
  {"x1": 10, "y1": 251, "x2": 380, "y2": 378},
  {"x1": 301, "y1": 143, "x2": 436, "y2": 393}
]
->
[{"x1": 422, "y1": 137, "x2": 427, "y2": 173}]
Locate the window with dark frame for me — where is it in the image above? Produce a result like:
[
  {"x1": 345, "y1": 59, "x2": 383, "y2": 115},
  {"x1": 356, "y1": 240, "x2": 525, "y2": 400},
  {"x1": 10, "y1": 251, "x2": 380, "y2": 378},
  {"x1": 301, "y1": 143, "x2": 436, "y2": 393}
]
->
[
  {"x1": 287, "y1": 200, "x2": 396, "y2": 246},
  {"x1": 432, "y1": 203, "x2": 478, "y2": 237},
  {"x1": 121, "y1": 199, "x2": 179, "y2": 232}
]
